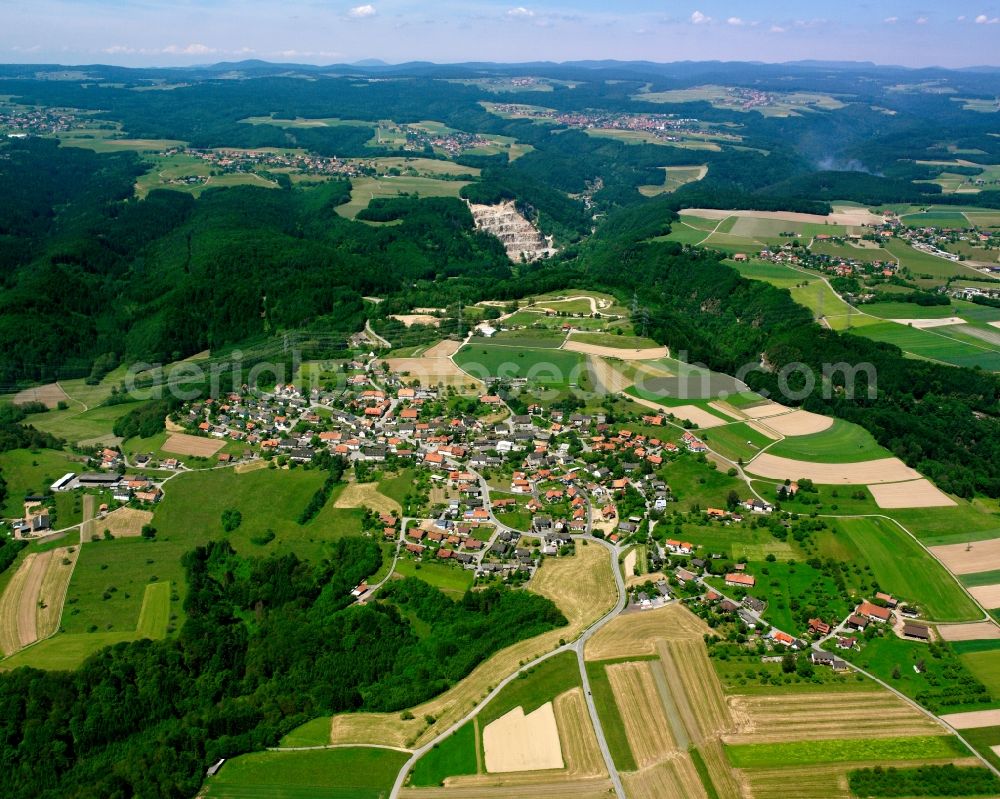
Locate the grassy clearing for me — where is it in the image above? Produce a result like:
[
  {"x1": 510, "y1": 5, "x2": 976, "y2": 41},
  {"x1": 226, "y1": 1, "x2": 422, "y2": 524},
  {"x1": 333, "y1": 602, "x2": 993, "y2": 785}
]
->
[
  {"x1": 584, "y1": 660, "x2": 637, "y2": 771},
  {"x1": 661, "y1": 456, "x2": 746, "y2": 513},
  {"x1": 394, "y1": 559, "x2": 473, "y2": 599},
  {"x1": 892, "y1": 503, "x2": 1000, "y2": 547},
  {"x1": 638, "y1": 164, "x2": 708, "y2": 196},
  {"x1": 827, "y1": 517, "x2": 979, "y2": 622},
  {"x1": 26, "y1": 401, "x2": 147, "y2": 445},
  {"x1": 0, "y1": 448, "x2": 86, "y2": 517},
  {"x1": 135, "y1": 581, "x2": 171, "y2": 638},
  {"x1": 335, "y1": 175, "x2": 469, "y2": 220},
  {"x1": 725, "y1": 735, "x2": 966, "y2": 768},
  {"x1": 278, "y1": 717, "x2": 331, "y2": 747},
  {"x1": 960, "y1": 652, "x2": 1000, "y2": 695},
  {"x1": 569, "y1": 331, "x2": 661, "y2": 349},
  {"x1": 410, "y1": 720, "x2": 478, "y2": 786},
  {"x1": 203, "y1": 747, "x2": 409, "y2": 799},
  {"x1": 765, "y1": 419, "x2": 891, "y2": 463}
]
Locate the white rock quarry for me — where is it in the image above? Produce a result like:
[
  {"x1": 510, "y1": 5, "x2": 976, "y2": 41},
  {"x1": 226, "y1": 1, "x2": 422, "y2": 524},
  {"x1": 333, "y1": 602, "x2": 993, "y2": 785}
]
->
[{"x1": 468, "y1": 200, "x2": 557, "y2": 262}]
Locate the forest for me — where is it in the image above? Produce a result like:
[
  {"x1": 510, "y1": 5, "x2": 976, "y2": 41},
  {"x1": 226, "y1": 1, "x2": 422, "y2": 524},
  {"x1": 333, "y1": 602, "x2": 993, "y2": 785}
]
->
[{"x1": 0, "y1": 539, "x2": 565, "y2": 798}]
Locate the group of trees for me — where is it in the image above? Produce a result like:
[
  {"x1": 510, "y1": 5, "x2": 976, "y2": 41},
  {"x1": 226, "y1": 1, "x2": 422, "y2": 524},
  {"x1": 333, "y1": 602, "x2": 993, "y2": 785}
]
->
[{"x1": 0, "y1": 538, "x2": 565, "y2": 798}]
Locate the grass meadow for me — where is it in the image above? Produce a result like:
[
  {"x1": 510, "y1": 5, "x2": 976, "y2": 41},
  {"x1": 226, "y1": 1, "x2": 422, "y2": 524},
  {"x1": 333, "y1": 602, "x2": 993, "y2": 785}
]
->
[
  {"x1": 394, "y1": 558, "x2": 474, "y2": 599},
  {"x1": 725, "y1": 735, "x2": 966, "y2": 768},
  {"x1": 409, "y1": 720, "x2": 478, "y2": 786},
  {"x1": 454, "y1": 343, "x2": 588, "y2": 388},
  {"x1": 584, "y1": 660, "x2": 637, "y2": 771},
  {"x1": 764, "y1": 419, "x2": 889, "y2": 463}
]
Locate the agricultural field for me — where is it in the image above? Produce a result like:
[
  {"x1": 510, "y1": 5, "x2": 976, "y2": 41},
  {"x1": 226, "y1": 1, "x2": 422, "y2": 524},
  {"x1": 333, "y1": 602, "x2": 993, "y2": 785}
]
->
[
  {"x1": 882, "y1": 238, "x2": 986, "y2": 281},
  {"x1": 809, "y1": 239, "x2": 897, "y2": 264},
  {"x1": 698, "y1": 421, "x2": 775, "y2": 463},
  {"x1": 764, "y1": 419, "x2": 889, "y2": 463},
  {"x1": 858, "y1": 319, "x2": 1000, "y2": 370},
  {"x1": 454, "y1": 343, "x2": 588, "y2": 388},
  {"x1": 632, "y1": 85, "x2": 845, "y2": 116},
  {"x1": 0, "y1": 447, "x2": 87, "y2": 518},
  {"x1": 488, "y1": 328, "x2": 567, "y2": 349},
  {"x1": 725, "y1": 735, "x2": 966, "y2": 768},
  {"x1": 336, "y1": 175, "x2": 470, "y2": 219},
  {"x1": 638, "y1": 164, "x2": 708, "y2": 196},
  {"x1": 202, "y1": 747, "x2": 409, "y2": 799},
  {"x1": 410, "y1": 721, "x2": 478, "y2": 786},
  {"x1": 822, "y1": 517, "x2": 978, "y2": 621},
  {"x1": 567, "y1": 331, "x2": 660, "y2": 350}
]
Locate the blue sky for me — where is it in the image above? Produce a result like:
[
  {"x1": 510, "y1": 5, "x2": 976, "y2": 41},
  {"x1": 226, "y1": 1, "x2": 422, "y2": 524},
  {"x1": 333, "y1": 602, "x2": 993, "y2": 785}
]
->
[{"x1": 2, "y1": 1, "x2": 999, "y2": 67}]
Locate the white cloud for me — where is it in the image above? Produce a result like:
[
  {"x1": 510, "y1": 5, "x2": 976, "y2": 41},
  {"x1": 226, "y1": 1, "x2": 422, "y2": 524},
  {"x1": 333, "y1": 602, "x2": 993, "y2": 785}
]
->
[
  {"x1": 769, "y1": 24, "x2": 787, "y2": 33},
  {"x1": 916, "y1": 16, "x2": 928, "y2": 24},
  {"x1": 348, "y1": 4, "x2": 377, "y2": 19},
  {"x1": 690, "y1": 10, "x2": 711, "y2": 24},
  {"x1": 507, "y1": 6, "x2": 535, "y2": 18},
  {"x1": 974, "y1": 13, "x2": 999, "y2": 23},
  {"x1": 958, "y1": 15, "x2": 966, "y2": 20},
  {"x1": 726, "y1": 16, "x2": 744, "y2": 26},
  {"x1": 883, "y1": 16, "x2": 898, "y2": 24},
  {"x1": 162, "y1": 43, "x2": 215, "y2": 55}
]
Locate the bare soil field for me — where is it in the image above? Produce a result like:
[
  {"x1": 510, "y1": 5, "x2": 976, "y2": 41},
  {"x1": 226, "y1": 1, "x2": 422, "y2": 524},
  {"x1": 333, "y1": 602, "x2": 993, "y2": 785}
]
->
[
  {"x1": 388, "y1": 341, "x2": 482, "y2": 390},
  {"x1": 0, "y1": 551, "x2": 57, "y2": 653},
  {"x1": 621, "y1": 757, "x2": 709, "y2": 799},
  {"x1": 725, "y1": 691, "x2": 942, "y2": 745},
  {"x1": 586, "y1": 603, "x2": 710, "y2": 661},
  {"x1": 391, "y1": 314, "x2": 441, "y2": 327},
  {"x1": 627, "y1": 570, "x2": 667, "y2": 589},
  {"x1": 746, "y1": 421, "x2": 782, "y2": 441},
  {"x1": 969, "y1": 584, "x2": 1000, "y2": 608},
  {"x1": 483, "y1": 703, "x2": 563, "y2": 773},
  {"x1": 329, "y1": 544, "x2": 616, "y2": 749},
  {"x1": 758, "y1": 409, "x2": 834, "y2": 436},
  {"x1": 553, "y1": 688, "x2": 606, "y2": 778},
  {"x1": 333, "y1": 480, "x2": 402, "y2": 515},
  {"x1": 937, "y1": 622, "x2": 1000, "y2": 641},
  {"x1": 683, "y1": 207, "x2": 883, "y2": 226},
  {"x1": 868, "y1": 479, "x2": 957, "y2": 509},
  {"x1": 626, "y1": 395, "x2": 728, "y2": 428},
  {"x1": 941, "y1": 708, "x2": 1000, "y2": 729},
  {"x1": 13, "y1": 382, "x2": 70, "y2": 409},
  {"x1": 891, "y1": 317, "x2": 967, "y2": 328},
  {"x1": 401, "y1": 778, "x2": 613, "y2": 798},
  {"x1": 101, "y1": 507, "x2": 154, "y2": 538},
  {"x1": 746, "y1": 453, "x2": 921, "y2": 484},
  {"x1": 161, "y1": 433, "x2": 225, "y2": 457},
  {"x1": 706, "y1": 401, "x2": 745, "y2": 421},
  {"x1": 234, "y1": 459, "x2": 269, "y2": 474},
  {"x1": 621, "y1": 549, "x2": 637, "y2": 581},
  {"x1": 931, "y1": 537, "x2": 1000, "y2": 574},
  {"x1": 563, "y1": 341, "x2": 669, "y2": 360},
  {"x1": 607, "y1": 661, "x2": 678, "y2": 767},
  {"x1": 36, "y1": 545, "x2": 79, "y2": 640},
  {"x1": 586, "y1": 356, "x2": 631, "y2": 395}
]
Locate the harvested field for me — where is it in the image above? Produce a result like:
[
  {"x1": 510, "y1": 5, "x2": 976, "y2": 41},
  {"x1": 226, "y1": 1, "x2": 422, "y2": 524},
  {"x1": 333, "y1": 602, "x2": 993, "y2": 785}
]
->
[
  {"x1": 400, "y1": 778, "x2": 613, "y2": 798},
  {"x1": 725, "y1": 691, "x2": 942, "y2": 745},
  {"x1": 745, "y1": 453, "x2": 921, "y2": 484},
  {"x1": 698, "y1": 738, "x2": 746, "y2": 799},
  {"x1": 707, "y1": 401, "x2": 745, "y2": 421},
  {"x1": 13, "y1": 382, "x2": 70, "y2": 409},
  {"x1": 100, "y1": 507, "x2": 154, "y2": 538},
  {"x1": 164, "y1": 417, "x2": 185, "y2": 433},
  {"x1": 683, "y1": 207, "x2": 883, "y2": 226},
  {"x1": 423, "y1": 340, "x2": 462, "y2": 358},
  {"x1": 758, "y1": 409, "x2": 833, "y2": 436},
  {"x1": 969, "y1": 584, "x2": 1000, "y2": 608},
  {"x1": 607, "y1": 661, "x2": 678, "y2": 767},
  {"x1": 483, "y1": 702, "x2": 563, "y2": 772},
  {"x1": 586, "y1": 356, "x2": 631, "y2": 395},
  {"x1": 0, "y1": 554, "x2": 38, "y2": 655},
  {"x1": 234, "y1": 459, "x2": 269, "y2": 474},
  {"x1": 161, "y1": 433, "x2": 224, "y2": 457},
  {"x1": 388, "y1": 346, "x2": 482, "y2": 390},
  {"x1": 931, "y1": 537, "x2": 1000, "y2": 574},
  {"x1": 937, "y1": 622, "x2": 1000, "y2": 641},
  {"x1": 620, "y1": 757, "x2": 708, "y2": 799},
  {"x1": 868, "y1": 479, "x2": 957, "y2": 509},
  {"x1": 744, "y1": 764, "x2": 851, "y2": 799},
  {"x1": 741, "y1": 401, "x2": 788, "y2": 419},
  {"x1": 627, "y1": 570, "x2": 666, "y2": 589},
  {"x1": 586, "y1": 603, "x2": 710, "y2": 661},
  {"x1": 333, "y1": 480, "x2": 402, "y2": 515},
  {"x1": 563, "y1": 340, "x2": 668, "y2": 360},
  {"x1": 36, "y1": 546, "x2": 79, "y2": 640},
  {"x1": 940, "y1": 708, "x2": 1000, "y2": 729},
  {"x1": 625, "y1": 396, "x2": 727, "y2": 428},
  {"x1": 621, "y1": 548, "x2": 637, "y2": 581},
  {"x1": 553, "y1": 688, "x2": 606, "y2": 778},
  {"x1": 747, "y1": 421, "x2": 782, "y2": 440},
  {"x1": 890, "y1": 317, "x2": 967, "y2": 328},
  {"x1": 661, "y1": 638, "x2": 733, "y2": 740},
  {"x1": 329, "y1": 544, "x2": 616, "y2": 749},
  {"x1": 392, "y1": 314, "x2": 441, "y2": 327}
]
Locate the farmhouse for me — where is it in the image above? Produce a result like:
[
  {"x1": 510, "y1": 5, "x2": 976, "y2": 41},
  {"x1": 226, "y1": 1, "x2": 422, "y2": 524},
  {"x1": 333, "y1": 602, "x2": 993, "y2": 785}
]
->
[
  {"x1": 725, "y1": 573, "x2": 756, "y2": 588},
  {"x1": 857, "y1": 600, "x2": 892, "y2": 623},
  {"x1": 903, "y1": 622, "x2": 932, "y2": 641}
]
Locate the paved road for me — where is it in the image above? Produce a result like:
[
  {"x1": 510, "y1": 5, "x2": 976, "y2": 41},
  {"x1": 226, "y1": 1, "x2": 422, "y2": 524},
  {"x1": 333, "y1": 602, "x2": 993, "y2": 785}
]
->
[{"x1": 386, "y1": 535, "x2": 627, "y2": 799}]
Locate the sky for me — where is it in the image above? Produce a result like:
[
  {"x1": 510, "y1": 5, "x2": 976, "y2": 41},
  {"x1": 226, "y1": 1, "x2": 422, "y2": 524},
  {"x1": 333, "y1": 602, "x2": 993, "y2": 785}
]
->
[{"x1": 2, "y1": 1, "x2": 1000, "y2": 68}]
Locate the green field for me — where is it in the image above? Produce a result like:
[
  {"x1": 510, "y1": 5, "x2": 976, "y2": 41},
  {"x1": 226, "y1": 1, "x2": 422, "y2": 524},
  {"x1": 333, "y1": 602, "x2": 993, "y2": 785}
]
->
[
  {"x1": 764, "y1": 419, "x2": 889, "y2": 463},
  {"x1": 900, "y1": 210, "x2": 973, "y2": 228},
  {"x1": 660, "y1": 456, "x2": 746, "y2": 513},
  {"x1": 25, "y1": 401, "x2": 148, "y2": 445},
  {"x1": 479, "y1": 650, "x2": 581, "y2": 727},
  {"x1": 961, "y1": 652, "x2": 1000, "y2": 696},
  {"x1": 725, "y1": 736, "x2": 966, "y2": 768},
  {"x1": 584, "y1": 660, "x2": 636, "y2": 771},
  {"x1": 883, "y1": 238, "x2": 985, "y2": 281},
  {"x1": 892, "y1": 503, "x2": 1000, "y2": 547},
  {"x1": 638, "y1": 165, "x2": 707, "y2": 196},
  {"x1": 203, "y1": 747, "x2": 408, "y2": 799},
  {"x1": 489, "y1": 328, "x2": 567, "y2": 349},
  {"x1": 568, "y1": 331, "x2": 660, "y2": 349},
  {"x1": 336, "y1": 175, "x2": 470, "y2": 219},
  {"x1": 809, "y1": 240, "x2": 897, "y2": 264},
  {"x1": 394, "y1": 558, "x2": 474, "y2": 599},
  {"x1": 827, "y1": 517, "x2": 979, "y2": 622},
  {"x1": 962, "y1": 726, "x2": 1000, "y2": 771},
  {"x1": 699, "y1": 422, "x2": 774, "y2": 463},
  {"x1": 410, "y1": 720, "x2": 478, "y2": 786},
  {"x1": 859, "y1": 320, "x2": 1000, "y2": 370},
  {"x1": 961, "y1": 569, "x2": 1000, "y2": 588},
  {"x1": 279, "y1": 716, "x2": 332, "y2": 748},
  {"x1": 712, "y1": 654, "x2": 877, "y2": 694},
  {"x1": 728, "y1": 258, "x2": 861, "y2": 325},
  {"x1": 454, "y1": 343, "x2": 588, "y2": 388},
  {"x1": 135, "y1": 581, "x2": 172, "y2": 638},
  {"x1": 861, "y1": 301, "x2": 958, "y2": 320},
  {"x1": 0, "y1": 448, "x2": 87, "y2": 517}
]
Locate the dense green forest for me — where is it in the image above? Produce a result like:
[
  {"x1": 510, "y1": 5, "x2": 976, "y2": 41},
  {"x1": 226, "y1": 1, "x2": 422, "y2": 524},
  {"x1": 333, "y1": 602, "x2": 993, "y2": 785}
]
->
[{"x1": 0, "y1": 540, "x2": 565, "y2": 798}]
